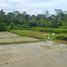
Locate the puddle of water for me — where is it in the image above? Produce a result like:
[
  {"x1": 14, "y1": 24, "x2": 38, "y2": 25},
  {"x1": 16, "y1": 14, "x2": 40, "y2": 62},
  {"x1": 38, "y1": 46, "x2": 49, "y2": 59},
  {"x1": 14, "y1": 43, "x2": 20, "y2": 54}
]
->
[
  {"x1": 45, "y1": 41, "x2": 54, "y2": 46},
  {"x1": 40, "y1": 40, "x2": 67, "y2": 49}
]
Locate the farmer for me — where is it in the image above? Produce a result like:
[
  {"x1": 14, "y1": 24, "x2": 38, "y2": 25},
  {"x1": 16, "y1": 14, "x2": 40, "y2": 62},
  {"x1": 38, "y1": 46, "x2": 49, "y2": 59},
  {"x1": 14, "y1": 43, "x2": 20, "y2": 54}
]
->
[
  {"x1": 47, "y1": 34, "x2": 51, "y2": 40},
  {"x1": 47, "y1": 33, "x2": 55, "y2": 40}
]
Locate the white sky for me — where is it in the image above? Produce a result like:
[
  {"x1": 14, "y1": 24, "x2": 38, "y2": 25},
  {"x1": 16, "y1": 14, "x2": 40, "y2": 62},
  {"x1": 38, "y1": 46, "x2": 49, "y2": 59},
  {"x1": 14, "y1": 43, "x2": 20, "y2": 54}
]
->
[{"x1": 0, "y1": 0, "x2": 67, "y2": 15}]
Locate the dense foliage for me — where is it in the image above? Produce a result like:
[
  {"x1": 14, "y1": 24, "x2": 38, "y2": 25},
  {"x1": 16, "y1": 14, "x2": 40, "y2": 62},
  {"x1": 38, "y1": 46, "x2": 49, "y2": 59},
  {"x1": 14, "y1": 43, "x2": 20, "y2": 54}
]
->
[{"x1": 0, "y1": 9, "x2": 67, "y2": 31}]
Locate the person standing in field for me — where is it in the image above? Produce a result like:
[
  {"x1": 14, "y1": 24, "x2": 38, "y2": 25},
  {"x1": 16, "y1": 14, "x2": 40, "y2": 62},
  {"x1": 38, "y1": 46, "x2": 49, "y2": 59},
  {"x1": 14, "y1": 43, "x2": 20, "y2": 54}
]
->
[{"x1": 47, "y1": 33, "x2": 55, "y2": 40}]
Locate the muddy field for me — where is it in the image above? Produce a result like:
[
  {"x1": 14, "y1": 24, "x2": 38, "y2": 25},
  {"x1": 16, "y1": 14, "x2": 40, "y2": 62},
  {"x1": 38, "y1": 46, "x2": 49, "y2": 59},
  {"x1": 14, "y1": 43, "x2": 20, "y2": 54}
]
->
[
  {"x1": 0, "y1": 32, "x2": 67, "y2": 67},
  {"x1": 0, "y1": 42, "x2": 67, "y2": 67},
  {"x1": 0, "y1": 32, "x2": 38, "y2": 44}
]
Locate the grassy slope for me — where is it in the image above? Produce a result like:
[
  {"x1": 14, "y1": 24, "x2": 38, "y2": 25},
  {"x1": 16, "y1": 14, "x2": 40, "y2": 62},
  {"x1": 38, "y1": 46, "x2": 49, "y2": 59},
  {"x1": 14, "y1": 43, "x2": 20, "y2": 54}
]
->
[
  {"x1": 32, "y1": 27, "x2": 67, "y2": 40},
  {"x1": 11, "y1": 30, "x2": 67, "y2": 41},
  {"x1": 11, "y1": 30, "x2": 49, "y2": 39}
]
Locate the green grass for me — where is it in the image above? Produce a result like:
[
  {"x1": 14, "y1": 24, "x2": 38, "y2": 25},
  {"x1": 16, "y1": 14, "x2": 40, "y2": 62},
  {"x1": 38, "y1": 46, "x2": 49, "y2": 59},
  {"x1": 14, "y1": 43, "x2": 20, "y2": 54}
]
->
[
  {"x1": 32, "y1": 27, "x2": 67, "y2": 33},
  {"x1": 32, "y1": 27, "x2": 67, "y2": 41},
  {"x1": 10, "y1": 30, "x2": 49, "y2": 40},
  {"x1": 55, "y1": 34, "x2": 67, "y2": 40},
  {"x1": 11, "y1": 30, "x2": 67, "y2": 41}
]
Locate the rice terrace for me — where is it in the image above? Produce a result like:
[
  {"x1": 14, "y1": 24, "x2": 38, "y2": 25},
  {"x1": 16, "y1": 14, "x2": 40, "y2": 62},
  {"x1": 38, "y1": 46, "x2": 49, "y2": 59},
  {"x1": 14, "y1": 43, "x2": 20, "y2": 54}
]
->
[
  {"x1": 0, "y1": 0, "x2": 67, "y2": 67},
  {"x1": 0, "y1": 30, "x2": 67, "y2": 67}
]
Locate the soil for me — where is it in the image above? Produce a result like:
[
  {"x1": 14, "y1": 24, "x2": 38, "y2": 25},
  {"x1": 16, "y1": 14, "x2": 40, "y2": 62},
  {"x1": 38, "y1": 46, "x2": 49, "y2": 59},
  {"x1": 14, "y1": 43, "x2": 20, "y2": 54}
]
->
[{"x1": 0, "y1": 41, "x2": 67, "y2": 67}]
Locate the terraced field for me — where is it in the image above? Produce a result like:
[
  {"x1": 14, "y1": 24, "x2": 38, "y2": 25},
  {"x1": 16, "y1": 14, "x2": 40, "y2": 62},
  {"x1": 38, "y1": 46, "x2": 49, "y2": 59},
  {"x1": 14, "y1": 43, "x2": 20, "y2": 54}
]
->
[
  {"x1": 0, "y1": 32, "x2": 67, "y2": 67},
  {"x1": 0, "y1": 32, "x2": 39, "y2": 44}
]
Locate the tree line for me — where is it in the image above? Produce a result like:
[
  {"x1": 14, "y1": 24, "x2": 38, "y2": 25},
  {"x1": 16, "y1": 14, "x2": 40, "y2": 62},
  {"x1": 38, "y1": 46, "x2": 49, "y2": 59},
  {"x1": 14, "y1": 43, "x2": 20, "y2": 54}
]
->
[{"x1": 0, "y1": 9, "x2": 67, "y2": 31}]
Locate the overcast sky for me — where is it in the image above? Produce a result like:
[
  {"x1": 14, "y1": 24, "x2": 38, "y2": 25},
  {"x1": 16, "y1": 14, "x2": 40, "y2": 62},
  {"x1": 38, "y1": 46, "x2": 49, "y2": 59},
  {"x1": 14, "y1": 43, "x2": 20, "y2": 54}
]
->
[{"x1": 0, "y1": 0, "x2": 67, "y2": 15}]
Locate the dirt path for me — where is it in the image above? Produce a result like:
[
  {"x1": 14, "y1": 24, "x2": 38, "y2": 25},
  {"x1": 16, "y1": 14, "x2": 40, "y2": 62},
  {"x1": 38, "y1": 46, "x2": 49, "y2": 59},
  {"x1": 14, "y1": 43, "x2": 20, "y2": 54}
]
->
[{"x1": 0, "y1": 42, "x2": 67, "y2": 67}]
